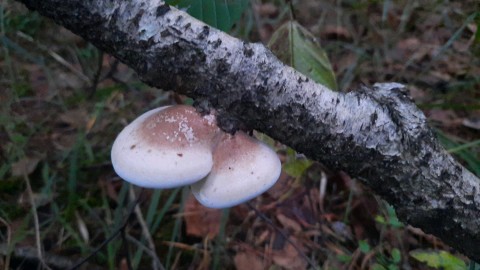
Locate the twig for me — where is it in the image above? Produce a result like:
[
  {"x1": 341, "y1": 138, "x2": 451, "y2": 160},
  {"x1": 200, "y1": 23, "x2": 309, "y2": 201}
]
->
[
  {"x1": 15, "y1": 31, "x2": 91, "y2": 83},
  {"x1": 24, "y1": 174, "x2": 52, "y2": 270},
  {"x1": 0, "y1": 244, "x2": 103, "y2": 270},
  {"x1": 246, "y1": 202, "x2": 319, "y2": 269},
  {"x1": 128, "y1": 187, "x2": 164, "y2": 270},
  {"x1": 318, "y1": 171, "x2": 327, "y2": 213}
]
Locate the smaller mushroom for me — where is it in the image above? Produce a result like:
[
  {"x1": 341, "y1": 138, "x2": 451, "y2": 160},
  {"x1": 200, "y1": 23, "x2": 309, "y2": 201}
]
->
[
  {"x1": 191, "y1": 131, "x2": 281, "y2": 208},
  {"x1": 111, "y1": 105, "x2": 220, "y2": 188}
]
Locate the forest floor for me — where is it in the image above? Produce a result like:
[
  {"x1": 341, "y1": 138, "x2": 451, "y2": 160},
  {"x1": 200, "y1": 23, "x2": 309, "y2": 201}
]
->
[{"x1": 0, "y1": 0, "x2": 479, "y2": 269}]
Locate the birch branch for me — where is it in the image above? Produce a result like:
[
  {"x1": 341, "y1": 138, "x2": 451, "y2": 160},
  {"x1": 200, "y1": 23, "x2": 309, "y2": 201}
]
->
[{"x1": 17, "y1": 0, "x2": 480, "y2": 261}]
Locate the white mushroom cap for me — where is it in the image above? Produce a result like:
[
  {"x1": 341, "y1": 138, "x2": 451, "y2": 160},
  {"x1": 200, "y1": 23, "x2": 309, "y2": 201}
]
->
[
  {"x1": 191, "y1": 131, "x2": 281, "y2": 208},
  {"x1": 111, "y1": 105, "x2": 220, "y2": 188}
]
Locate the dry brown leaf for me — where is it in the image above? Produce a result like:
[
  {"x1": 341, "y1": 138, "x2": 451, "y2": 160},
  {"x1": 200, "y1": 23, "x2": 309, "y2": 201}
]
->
[
  {"x1": 18, "y1": 191, "x2": 52, "y2": 208},
  {"x1": 119, "y1": 258, "x2": 129, "y2": 270},
  {"x1": 272, "y1": 236, "x2": 307, "y2": 270},
  {"x1": 24, "y1": 64, "x2": 49, "y2": 99},
  {"x1": 321, "y1": 25, "x2": 352, "y2": 41},
  {"x1": 254, "y1": 229, "x2": 271, "y2": 246},
  {"x1": 428, "y1": 109, "x2": 462, "y2": 127},
  {"x1": 11, "y1": 156, "x2": 42, "y2": 177},
  {"x1": 335, "y1": 51, "x2": 358, "y2": 75},
  {"x1": 396, "y1": 38, "x2": 421, "y2": 57},
  {"x1": 253, "y1": 3, "x2": 278, "y2": 18},
  {"x1": 407, "y1": 85, "x2": 428, "y2": 102},
  {"x1": 276, "y1": 213, "x2": 302, "y2": 233},
  {"x1": 234, "y1": 251, "x2": 265, "y2": 270},
  {"x1": 58, "y1": 108, "x2": 89, "y2": 130},
  {"x1": 53, "y1": 70, "x2": 85, "y2": 89},
  {"x1": 51, "y1": 132, "x2": 78, "y2": 150},
  {"x1": 267, "y1": 171, "x2": 291, "y2": 200},
  {"x1": 184, "y1": 193, "x2": 221, "y2": 239},
  {"x1": 98, "y1": 175, "x2": 123, "y2": 201}
]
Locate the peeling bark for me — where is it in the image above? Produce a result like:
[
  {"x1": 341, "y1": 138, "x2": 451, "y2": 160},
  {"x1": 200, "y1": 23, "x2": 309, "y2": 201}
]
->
[{"x1": 16, "y1": 0, "x2": 480, "y2": 261}]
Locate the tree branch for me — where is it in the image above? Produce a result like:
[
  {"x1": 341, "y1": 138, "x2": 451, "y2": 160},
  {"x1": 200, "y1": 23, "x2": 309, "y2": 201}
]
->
[{"x1": 16, "y1": 0, "x2": 480, "y2": 261}]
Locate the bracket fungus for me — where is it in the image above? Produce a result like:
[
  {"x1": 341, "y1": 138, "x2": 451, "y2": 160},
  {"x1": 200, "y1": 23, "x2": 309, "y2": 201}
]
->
[
  {"x1": 191, "y1": 132, "x2": 281, "y2": 208},
  {"x1": 111, "y1": 105, "x2": 220, "y2": 188},
  {"x1": 111, "y1": 105, "x2": 281, "y2": 208}
]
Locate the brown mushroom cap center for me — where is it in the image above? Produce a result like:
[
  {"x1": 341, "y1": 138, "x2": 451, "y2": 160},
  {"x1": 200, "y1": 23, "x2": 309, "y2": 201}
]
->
[
  {"x1": 139, "y1": 105, "x2": 219, "y2": 148},
  {"x1": 212, "y1": 133, "x2": 261, "y2": 171}
]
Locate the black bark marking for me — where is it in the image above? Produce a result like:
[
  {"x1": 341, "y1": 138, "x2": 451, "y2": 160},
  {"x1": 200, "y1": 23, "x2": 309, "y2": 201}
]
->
[
  {"x1": 211, "y1": 38, "x2": 222, "y2": 49},
  {"x1": 132, "y1": 9, "x2": 144, "y2": 27},
  {"x1": 370, "y1": 111, "x2": 378, "y2": 125},
  {"x1": 156, "y1": 4, "x2": 170, "y2": 17},
  {"x1": 243, "y1": 44, "x2": 254, "y2": 57},
  {"x1": 197, "y1": 25, "x2": 210, "y2": 40}
]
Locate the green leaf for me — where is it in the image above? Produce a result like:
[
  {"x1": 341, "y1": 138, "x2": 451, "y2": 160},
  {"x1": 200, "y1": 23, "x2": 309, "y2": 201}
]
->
[
  {"x1": 410, "y1": 250, "x2": 466, "y2": 270},
  {"x1": 385, "y1": 204, "x2": 403, "y2": 228},
  {"x1": 283, "y1": 159, "x2": 312, "y2": 177},
  {"x1": 337, "y1": 254, "x2": 352, "y2": 263},
  {"x1": 391, "y1": 248, "x2": 401, "y2": 264},
  {"x1": 371, "y1": 263, "x2": 387, "y2": 270},
  {"x1": 374, "y1": 215, "x2": 386, "y2": 224},
  {"x1": 166, "y1": 0, "x2": 249, "y2": 32},
  {"x1": 358, "y1": 240, "x2": 371, "y2": 253},
  {"x1": 268, "y1": 21, "x2": 338, "y2": 90}
]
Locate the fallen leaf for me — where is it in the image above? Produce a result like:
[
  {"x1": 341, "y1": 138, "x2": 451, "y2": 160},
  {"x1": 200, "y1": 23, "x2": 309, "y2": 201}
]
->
[
  {"x1": 266, "y1": 171, "x2": 292, "y2": 200},
  {"x1": 53, "y1": 70, "x2": 85, "y2": 89},
  {"x1": 58, "y1": 108, "x2": 89, "y2": 130},
  {"x1": 234, "y1": 251, "x2": 265, "y2": 270},
  {"x1": 119, "y1": 258, "x2": 129, "y2": 270},
  {"x1": 272, "y1": 236, "x2": 308, "y2": 270},
  {"x1": 184, "y1": 193, "x2": 222, "y2": 239},
  {"x1": 254, "y1": 229, "x2": 270, "y2": 246},
  {"x1": 11, "y1": 156, "x2": 42, "y2": 177},
  {"x1": 18, "y1": 191, "x2": 52, "y2": 208},
  {"x1": 410, "y1": 249, "x2": 466, "y2": 270},
  {"x1": 268, "y1": 21, "x2": 338, "y2": 90},
  {"x1": 427, "y1": 109, "x2": 462, "y2": 127},
  {"x1": 98, "y1": 174, "x2": 124, "y2": 201},
  {"x1": 396, "y1": 38, "x2": 421, "y2": 58},
  {"x1": 24, "y1": 64, "x2": 49, "y2": 99},
  {"x1": 253, "y1": 3, "x2": 278, "y2": 18},
  {"x1": 276, "y1": 213, "x2": 302, "y2": 233},
  {"x1": 407, "y1": 85, "x2": 428, "y2": 102},
  {"x1": 321, "y1": 25, "x2": 352, "y2": 41}
]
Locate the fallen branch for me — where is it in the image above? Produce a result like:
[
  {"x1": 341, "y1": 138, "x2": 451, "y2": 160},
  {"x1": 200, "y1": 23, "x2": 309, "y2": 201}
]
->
[
  {"x1": 0, "y1": 244, "x2": 102, "y2": 270},
  {"x1": 16, "y1": 0, "x2": 480, "y2": 261}
]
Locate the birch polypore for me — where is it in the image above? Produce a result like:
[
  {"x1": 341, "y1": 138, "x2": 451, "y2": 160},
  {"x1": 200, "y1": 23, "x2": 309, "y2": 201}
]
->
[
  {"x1": 191, "y1": 132, "x2": 282, "y2": 208},
  {"x1": 111, "y1": 105, "x2": 281, "y2": 208},
  {"x1": 111, "y1": 105, "x2": 220, "y2": 188}
]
